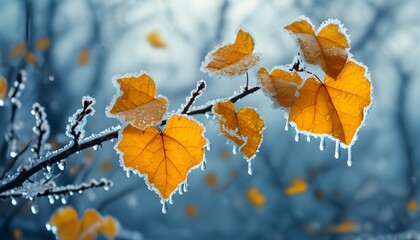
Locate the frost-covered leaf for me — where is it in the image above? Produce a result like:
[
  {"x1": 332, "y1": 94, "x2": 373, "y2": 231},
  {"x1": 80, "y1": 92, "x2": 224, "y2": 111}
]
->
[
  {"x1": 201, "y1": 29, "x2": 259, "y2": 77},
  {"x1": 247, "y1": 187, "x2": 265, "y2": 207},
  {"x1": 285, "y1": 178, "x2": 308, "y2": 195},
  {"x1": 285, "y1": 17, "x2": 350, "y2": 79},
  {"x1": 107, "y1": 73, "x2": 168, "y2": 130},
  {"x1": 213, "y1": 100, "x2": 265, "y2": 160},
  {"x1": 147, "y1": 31, "x2": 166, "y2": 48},
  {"x1": 116, "y1": 114, "x2": 206, "y2": 200}
]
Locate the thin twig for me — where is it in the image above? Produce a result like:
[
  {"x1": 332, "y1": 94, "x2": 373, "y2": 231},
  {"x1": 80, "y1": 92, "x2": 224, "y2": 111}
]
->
[{"x1": 181, "y1": 80, "x2": 206, "y2": 114}]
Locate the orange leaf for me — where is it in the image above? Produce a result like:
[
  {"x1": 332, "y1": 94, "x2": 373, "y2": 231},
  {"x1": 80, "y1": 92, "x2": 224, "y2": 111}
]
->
[
  {"x1": 205, "y1": 172, "x2": 217, "y2": 186},
  {"x1": 285, "y1": 178, "x2": 308, "y2": 195},
  {"x1": 213, "y1": 100, "x2": 265, "y2": 159},
  {"x1": 100, "y1": 160, "x2": 113, "y2": 172},
  {"x1": 117, "y1": 114, "x2": 206, "y2": 200},
  {"x1": 284, "y1": 18, "x2": 349, "y2": 79},
  {"x1": 79, "y1": 48, "x2": 89, "y2": 65},
  {"x1": 289, "y1": 61, "x2": 371, "y2": 146},
  {"x1": 247, "y1": 187, "x2": 265, "y2": 207},
  {"x1": 48, "y1": 207, "x2": 81, "y2": 240},
  {"x1": 0, "y1": 77, "x2": 7, "y2": 100},
  {"x1": 8, "y1": 43, "x2": 26, "y2": 58},
  {"x1": 24, "y1": 52, "x2": 37, "y2": 64},
  {"x1": 36, "y1": 38, "x2": 51, "y2": 51},
  {"x1": 185, "y1": 204, "x2": 199, "y2": 218},
  {"x1": 107, "y1": 73, "x2": 168, "y2": 130},
  {"x1": 257, "y1": 67, "x2": 302, "y2": 108},
  {"x1": 202, "y1": 29, "x2": 259, "y2": 76},
  {"x1": 327, "y1": 219, "x2": 359, "y2": 233},
  {"x1": 147, "y1": 31, "x2": 166, "y2": 48},
  {"x1": 407, "y1": 199, "x2": 418, "y2": 212},
  {"x1": 99, "y1": 216, "x2": 119, "y2": 239},
  {"x1": 48, "y1": 207, "x2": 120, "y2": 240}
]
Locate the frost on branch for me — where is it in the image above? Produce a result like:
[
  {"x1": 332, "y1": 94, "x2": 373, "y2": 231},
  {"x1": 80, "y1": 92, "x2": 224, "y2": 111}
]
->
[
  {"x1": 31, "y1": 103, "x2": 50, "y2": 160},
  {"x1": 66, "y1": 96, "x2": 96, "y2": 141}
]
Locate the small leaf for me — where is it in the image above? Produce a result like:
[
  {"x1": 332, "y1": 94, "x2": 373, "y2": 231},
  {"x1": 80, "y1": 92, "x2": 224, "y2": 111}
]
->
[
  {"x1": 407, "y1": 199, "x2": 418, "y2": 212},
  {"x1": 99, "y1": 216, "x2": 119, "y2": 239},
  {"x1": 285, "y1": 178, "x2": 308, "y2": 195},
  {"x1": 327, "y1": 219, "x2": 359, "y2": 233},
  {"x1": 100, "y1": 160, "x2": 113, "y2": 172},
  {"x1": 147, "y1": 31, "x2": 166, "y2": 48},
  {"x1": 0, "y1": 77, "x2": 7, "y2": 100},
  {"x1": 284, "y1": 18, "x2": 350, "y2": 79},
  {"x1": 24, "y1": 52, "x2": 37, "y2": 64},
  {"x1": 117, "y1": 114, "x2": 206, "y2": 200},
  {"x1": 202, "y1": 29, "x2": 259, "y2": 76},
  {"x1": 205, "y1": 172, "x2": 217, "y2": 186},
  {"x1": 8, "y1": 42, "x2": 26, "y2": 58},
  {"x1": 107, "y1": 73, "x2": 168, "y2": 130},
  {"x1": 185, "y1": 204, "x2": 199, "y2": 218},
  {"x1": 36, "y1": 38, "x2": 51, "y2": 51},
  {"x1": 79, "y1": 48, "x2": 89, "y2": 65},
  {"x1": 48, "y1": 207, "x2": 81, "y2": 240},
  {"x1": 247, "y1": 187, "x2": 265, "y2": 207},
  {"x1": 213, "y1": 100, "x2": 265, "y2": 159}
]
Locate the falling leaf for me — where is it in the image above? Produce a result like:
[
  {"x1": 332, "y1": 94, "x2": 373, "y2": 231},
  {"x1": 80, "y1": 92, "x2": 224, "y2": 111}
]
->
[
  {"x1": 285, "y1": 178, "x2": 308, "y2": 195},
  {"x1": 284, "y1": 17, "x2": 350, "y2": 79},
  {"x1": 257, "y1": 67, "x2": 302, "y2": 108},
  {"x1": 79, "y1": 48, "x2": 89, "y2": 65},
  {"x1": 247, "y1": 187, "x2": 265, "y2": 207},
  {"x1": 407, "y1": 199, "x2": 418, "y2": 212},
  {"x1": 100, "y1": 160, "x2": 113, "y2": 172},
  {"x1": 117, "y1": 114, "x2": 206, "y2": 200},
  {"x1": 202, "y1": 29, "x2": 260, "y2": 76},
  {"x1": 24, "y1": 52, "x2": 37, "y2": 64},
  {"x1": 0, "y1": 77, "x2": 7, "y2": 100},
  {"x1": 205, "y1": 172, "x2": 217, "y2": 186},
  {"x1": 8, "y1": 43, "x2": 26, "y2": 58},
  {"x1": 327, "y1": 219, "x2": 359, "y2": 233},
  {"x1": 13, "y1": 228, "x2": 23, "y2": 240},
  {"x1": 107, "y1": 73, "x2": 168, "y2": 130},
  {"x1": 213, "y1": 100, "x2": 265, "y2": 159},
  {"x1": 185, "y1": 204, "x2": 199, "y2": 218},
  {"x1": 48, "y1": 207, "x2": 119, "y2": 240},
  {"x1": 36, "y1": 38, "x2": 51, "y2": 51},
  {"x1": 147, "y1": 31, "x2": 166, "y2": 48}
]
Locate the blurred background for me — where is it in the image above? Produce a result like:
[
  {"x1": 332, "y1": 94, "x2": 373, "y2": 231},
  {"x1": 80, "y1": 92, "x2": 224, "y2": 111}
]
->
[{"x1": 1, "y1": 0, "x2": 420, "y2": 239}]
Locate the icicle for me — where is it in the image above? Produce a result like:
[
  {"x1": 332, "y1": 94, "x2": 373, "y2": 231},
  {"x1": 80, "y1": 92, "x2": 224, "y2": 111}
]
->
[
  {"x1": 93, "y1": 144, "x2": 102, "y2": 151},
  {"x1": 48, "y1": 195, "x2": 55, "y2": 204},
  {"x1": 232, "y1": 145, "x2": 237, "y2": 155},
  {"x1": 284, "y1": 117, "x2": 290, "y2": 131},
  {"x1": 161, "y1": 199, "x2": 168, "y2": 214},
  {"x1": 201, "y1": 159, "x2": 207, "y2": 171},
  {"x1": 78, "y1": 190, "x2": 83, "y2": 194},
  {"x1": 334, "y1": 140, "x2": 341, "y2": 159},
  {"x1": 31, "y1": 203, "x2": 39, "y2": 214},
  {"x1": 205, "y1": 143, "x2": 211, "y2": 151},
  {"x1": 347, "y1": 147, "x2": 352, "y2": 167},
  {"x1": 247, "y1": 158, "x2": 254, "y2": 175},
  {"x1": 178, "y1": 186, "x2": 183, "y2": 195},
  {"x1": 319, "y1": 137, "x2": 325, "y2": 151},
  {"x1": 205, "y1": 112, "x2": 210, "y2": 119},
  {"x1": 126, "y1": 170, "x2": 132, "y2": 178},
  {"x1": 11, "y1": 197, "x2": 17, "y2": 206},
  {"x1": 45, "y1": 223, "x2": 52, "y2": 231},
  {"x1": 183, "y1": 182, "x2": 189, "y2": 192},
  {"x1": 104, "y1": 185, "x2": 109, "y2": 191},
  {"x1": 69, "y1": 191, "x2": 74, "y2": 196},
  {"x1": 306, "y1": 135, "x2": 311, "y2": 142},
  {"x1": 61, "y1": 197, "x2": 67, "y2": 204},
  {"x1": 169, "y1": 195, "x2": 174, "y2": 204},
  {"x1": 58, "y1": 160, "x2": 67, "y2": 171},
  {"x1": 295, "y1": 132, "x2": 300, "y2": 142}
]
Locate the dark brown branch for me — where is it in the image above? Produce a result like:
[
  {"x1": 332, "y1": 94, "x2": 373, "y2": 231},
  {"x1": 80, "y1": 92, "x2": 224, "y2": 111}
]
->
[
  {"x1": 0, "y1": 86, "x2": 261, "y2": 195},
  {"x1": 181, "y1": 80, "x2": 206, "y2": 114}
]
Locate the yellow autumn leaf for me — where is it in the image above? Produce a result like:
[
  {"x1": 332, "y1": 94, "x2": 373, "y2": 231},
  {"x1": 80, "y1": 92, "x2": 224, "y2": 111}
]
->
[
  {"x1": 205, "y1": 172, "x2": 217, "y2": 186},
  {"x1": 117, "y1": 114, "x2": 206, "y2": 200},
  {"x1": 99, "y1": 216, "x2": 119, "y2": 239},
  {"x1": 285, "y1": 178, "x2": 308, "y2": 195},
  {"x1": 407, "y1": 199, "x2": 418, "y2": 212},
  {"x1": 327, "y1": 219, "x2": 359, "y2": 233},
  {"x1": 247, "y1": 187, "x2": 265, "y2": 207},
  {"x1": 36, "y1": 38, "x2": 51, "y2": 51},
  {"x1": 213, "y1": 100, "x2": 265, "y2": 159},
  {"x1": 24, "y1": 52, "x2": 37, "y2": 64},
  {"x1": 284, "y1": 18, "x2": 349, "y2": 79},
  {"x1": 107, "y1": 73, "x2": 168, "y2": 130},
  {"x1": 202, "y1": 29, "x2": 259, "y2": 76},
  {"x1": 185, "y1": 204, "x2": 199, "y2": 218},
  {"x1": 0, "y1": 77, "x2": 7, "y2": 100},
  {"x1": 147, "y1": 31, "x2": 166, "y2": 48},
  {"x1": 100, "y1": 160, "x2": 113, "y2": 172},
  {"x1": 79, "y1": 48, "x2": 89, "y2": 65}
]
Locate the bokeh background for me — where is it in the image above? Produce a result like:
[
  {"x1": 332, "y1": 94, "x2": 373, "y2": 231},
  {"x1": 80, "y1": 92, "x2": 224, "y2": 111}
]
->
[{"x1": 1, "y1": 0, "x2": 420, "y2": 239}]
